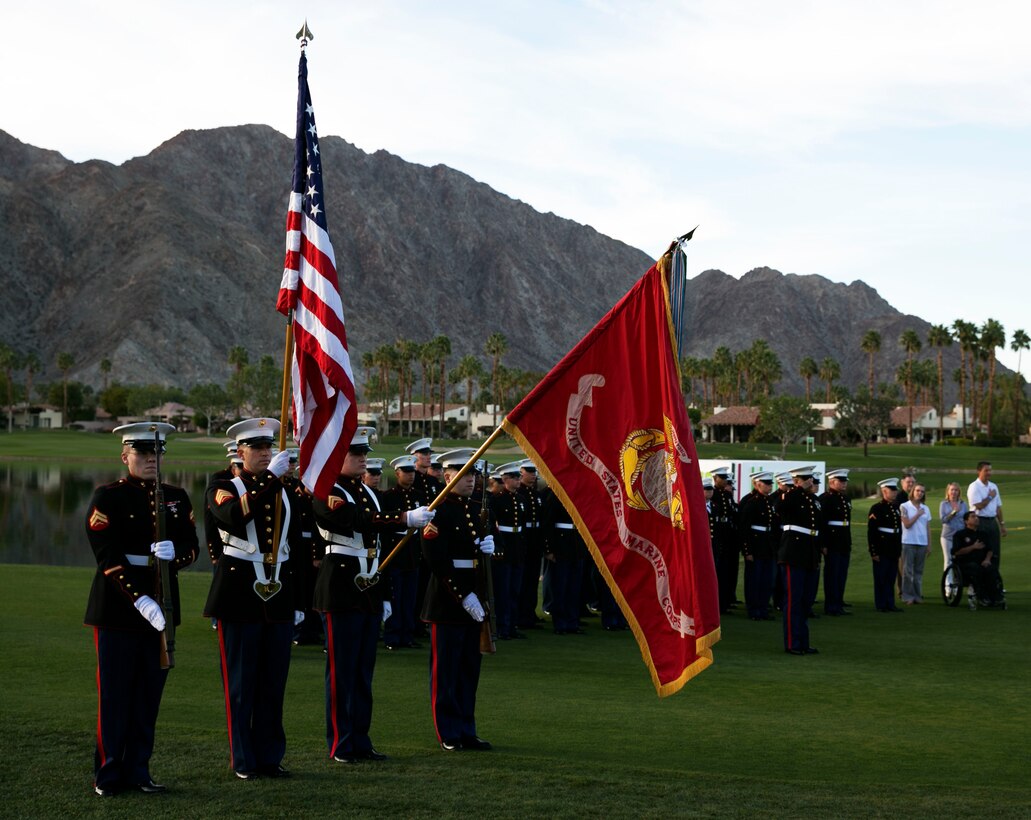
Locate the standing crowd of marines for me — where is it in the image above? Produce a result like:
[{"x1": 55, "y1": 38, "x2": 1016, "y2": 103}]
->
[{"x1": 84, "y1": 418, "x2": 1006, "y2": 796}]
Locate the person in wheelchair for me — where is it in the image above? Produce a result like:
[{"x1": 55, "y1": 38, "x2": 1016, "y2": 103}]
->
[{"x1": 951, "y1": 510, "x2": 1004, "y2": 608}]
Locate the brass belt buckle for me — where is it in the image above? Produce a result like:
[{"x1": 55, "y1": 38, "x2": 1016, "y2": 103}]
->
[
  {"x1": 366, "y1": 549, "x2": 377, "y2": 559},
  {"x1": 264, "y1": 553, "x2": 275, "y2": 565}
]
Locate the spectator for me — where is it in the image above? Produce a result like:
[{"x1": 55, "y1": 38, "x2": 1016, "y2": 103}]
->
[
  {"x1": 966, "y1": 461, "x2": 1007, "y2": 570},
  {"x1": 938, "y1": 483, "x2": 967, "y2": 576},
  {"x1": 951, "y1": 510, "x2": 1003, "y2": 609},
  {"x1": 899, "y1": 484, "x2": 932, "y2": 604}
]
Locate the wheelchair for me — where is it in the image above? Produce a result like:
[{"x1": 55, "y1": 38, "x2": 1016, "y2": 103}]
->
[{"x1": 941, "y1": 562, "x2": 1006, "y2": 610}]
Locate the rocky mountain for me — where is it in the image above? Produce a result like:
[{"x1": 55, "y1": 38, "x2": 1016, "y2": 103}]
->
[{"x1": 0, "y1": 126, "x2": 975, "y2": 403}]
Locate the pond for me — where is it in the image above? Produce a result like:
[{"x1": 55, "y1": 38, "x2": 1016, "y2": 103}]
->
[{"x1": 0, "y1": 463, "x2": 214, "y2": 568}]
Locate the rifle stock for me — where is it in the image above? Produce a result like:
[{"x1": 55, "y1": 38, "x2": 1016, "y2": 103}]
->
[{"x1": 154, "y1": 428, "x2": 175, "y2": 670}]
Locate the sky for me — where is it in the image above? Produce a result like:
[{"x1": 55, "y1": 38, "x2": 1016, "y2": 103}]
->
[{"x1": 2, "y1": 0, "x2": 1029, "y2": 376}]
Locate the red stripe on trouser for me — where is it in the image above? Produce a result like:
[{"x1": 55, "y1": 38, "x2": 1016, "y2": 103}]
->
[
  {"x1": 430, "y1": 624, "x2": 442, "y2": 742},
  {"x1": 216, "y1": 621, "x2": 235, "y2": 768},
  {"x1": 93, "y1": 628, "x2": 106, "y2": 769},
  {"x1": 326, "y1": 614, "x2": 341, "y2": 754},
  {"x1": 785, "y1": 570, "x2": 793, "y2": 647}
]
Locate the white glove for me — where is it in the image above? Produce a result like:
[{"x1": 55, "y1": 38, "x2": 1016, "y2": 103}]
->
[
  {"x1": 294, "y1": 610, "x2": 305, "y2": 626},
  {"x1": 476, "y1": 535, "x2": 495, "y2": 555},
  {"x1": 134, "y1": 595, "x2": 166, "y2": 632},
  {"x1": 406, "y1": 506, "x2": 435, "y2": 528},
  {"x1": 382, "y1": 601, "x2": 393, "y2": 623},
  {"x1": 462, "y1": 592, "x2": 485, "y2": 622},
  {"x1": 268, "y1": 450, "x2": 292, "y2": 477},
  {"x1": 150, "y1": 540, "x2": 175, "y2": 561}
]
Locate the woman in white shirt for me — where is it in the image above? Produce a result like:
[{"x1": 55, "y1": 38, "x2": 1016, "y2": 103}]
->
[{"x1": 900, "y1": 484, "x2": 933, "y2": 604}]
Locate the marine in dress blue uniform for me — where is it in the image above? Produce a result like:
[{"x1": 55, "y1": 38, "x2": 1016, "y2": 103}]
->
[
  {"x1": 516, "y1": 460, "x2": 545, "y2": 629},
  {"x1": 488, "y1": 461, "x2": 526, "y2": 639},
  {"x1": 85, "y1": 423, "x2": 199, "y2": 796},
  {"x1": 381, "y1": 455, "x2": 425, "y2": 649},
  {"x1": 708, "y1": 466, "x2": 740, "y2": 614},
  {"x1": 739, "y1": 471, "x2": 777, "y2": 621},
  {"x1": 868, "y1": 478, "x2": 903, "y2": 613},
  {"x1": 819, "y1": 469, "x2": 852, "y2": 616},
  {"x1": 203, "y1": 418, "x2": 306, "y2": 780},
  {"x1": 312, "y1": 430, "x2": 434, "y2": 763},
  {"x1": 541, "y1": 488, "x2": 586, "y2": 634},
  {"x1": 777, "y1": 466, "x2": 822, "y2": 654},
  {"x1": 421, "y1": 449, "x2": 494, "y2": 752}
]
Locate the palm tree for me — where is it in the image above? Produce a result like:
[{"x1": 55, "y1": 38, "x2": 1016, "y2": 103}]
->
[
  {"x1": 680, "y1": 357, "x2": 699, "y2": 405},
  {"x1": 417, "y1": 341, "x2": 436, "y2": 434},
  {"x1": 485, "y1": 333, "x2": 508, "y2": 427},
  {"x1": 0, "y1": 343, "x2": 20, "y2": 432},
  {"x1": 57, "y1": 351, "x2": 75, "y2": 424},
  {"x1": 22, "y1": 352, "x2": 40, "y2": 406},
  {"x1": 1010, "y1": 328, "x2": 1030, "y2": 442},
  {"x1": 927, "y1": 324, "x2": 952, "y2": 441},
  {"x1": 980, "y1": 319, "x2": 1005, "y2": 438},
  {"x1": 818, "y1": 357, "x2": 840, "y2": 403},
  {"x1": 747, "y1": 340, "x2": 782, "y2": 399},
  {"x1": 712, "y1": 346, "x2": 734, "y2": 406},
  {"x1": 899, "y1": 330, "x2": 922, "y2": 440},
  {"x1": 227, "y1": 345, "x2": 249, "y2": 417},
  {"x1": 453, "y1": 354, "x2": 484, "y2": 435},
  {"x1": 432, "y1": 335, "x2": 452, "y2": 436},
  {"x1": 374, "y1": 344, "x2": 398, "y2": 433},
  {"x1": 860, "y1": 330, "x2": 881, "y2": 393},
  {"x1": 394, "y1": 338, "x2": 419, "y2": 435},
  {"x1": 99, "y1": 357, "x2": 112, "y2": 391},
  {"x1": 798, "y1": 357, "x2": 818, "y2": 403},
  {"x1": 952, "y1": 320, "x2": 978, "y2": 432}
]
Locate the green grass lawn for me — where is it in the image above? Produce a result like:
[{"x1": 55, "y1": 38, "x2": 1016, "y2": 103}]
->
[{"x1": 2, "y1": 433, "x2": 1030, "y2": 817}]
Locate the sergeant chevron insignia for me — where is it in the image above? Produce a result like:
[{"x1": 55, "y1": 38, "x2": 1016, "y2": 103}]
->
[{"x1": 215, "y1": 489, "x2": 235, "y2": 506}]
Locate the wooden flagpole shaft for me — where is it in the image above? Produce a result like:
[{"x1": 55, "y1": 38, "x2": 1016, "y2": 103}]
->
[
  {"x1": 270, "y1": 311, "x2": 295, "y2": 565},
  {"x1": 360, "y1": 424, "x2": 508, "y2": 583}
]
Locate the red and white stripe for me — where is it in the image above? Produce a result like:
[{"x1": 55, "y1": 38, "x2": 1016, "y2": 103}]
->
[{"x1": 278, "y1": 192, "x2": 357, "y2": 500}]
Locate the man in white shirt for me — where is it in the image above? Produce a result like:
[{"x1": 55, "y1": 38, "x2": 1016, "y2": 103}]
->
[
  {"x1": 899, "y1": 484, "x2": 932, "y2": 604},
  {"x1": 967, "y1": 461, "x2": 1007, "y2": 569}
]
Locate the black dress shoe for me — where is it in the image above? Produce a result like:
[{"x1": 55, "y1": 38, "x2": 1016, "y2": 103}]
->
[
  {"x1": 384, "y1": 643, "x2": 399, "y2": 650},
  {"x1": 135, "y1": 779, "x2": 168, "y2": 794},
  {"x1": 402, "y1": 641, "x2": 422, "y2": 649},
  {"x1": 258, "y1": 765, "x2": 291, "y2": 778},
  {"x1": 461, "y1": 736, "x2": 492, "y2": 751},
  {"x1": 359, "y1": 748, "x2": 388, "y2": 761},
  {"x1": 805, "y1": 647, "x2": 820, "y2": 654},
  {"x1": 785, "y1": 648, "x2": 805, "y2": 656},
  {"x1": 332, "y1": 753, "x2": 360, "y2": 764},
  {"x1": 235, "y1": 770, "x2": 259, "y2": 780},
  {"x1": 94, "y1": 785, "x2": 118, "y2": 797},
  {"x1": 440, "y1": 739, "x2": 463, "y2": 751},
  {"x1": 888, "y1": 606, "x2": 904, "y2": 613},
  {"x1": 512, "y1": 631, "x2": 528, "y2": 639},
  {"x1": 571, "y1": 627, "x2": 586, "y2": 634}
]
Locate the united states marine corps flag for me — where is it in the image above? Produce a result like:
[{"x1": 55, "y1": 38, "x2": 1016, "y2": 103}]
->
[{"x1": 502, "y1": 241, "x2": 719, "y2": 696}]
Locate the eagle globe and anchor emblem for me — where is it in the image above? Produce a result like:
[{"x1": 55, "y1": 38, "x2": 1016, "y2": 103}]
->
[{"x1": 618, "y1": 417, "x2": 688, "y2": 531}]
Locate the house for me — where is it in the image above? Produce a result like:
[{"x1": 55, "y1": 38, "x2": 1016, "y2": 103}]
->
[{"x1": 699, "y1": 406, "x2": 760, "y2": 443}]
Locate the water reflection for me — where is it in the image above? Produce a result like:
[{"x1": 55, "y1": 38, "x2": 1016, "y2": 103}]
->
[{"x1": 0, "y1": 463, "x2": 212, "y2": 568}]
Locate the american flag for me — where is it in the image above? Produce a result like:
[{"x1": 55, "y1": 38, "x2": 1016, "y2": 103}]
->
[{"x1": 277, "y1": 50, "x2": 357, "y2": 499}]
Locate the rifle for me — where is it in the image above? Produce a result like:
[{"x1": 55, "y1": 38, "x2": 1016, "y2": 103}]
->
[
  {"x1": 477, "y1": 461, "x2": 496, "y2": 655},
  {"x1": 154, "y1": 427, "x2": 175, "y2": 670}
]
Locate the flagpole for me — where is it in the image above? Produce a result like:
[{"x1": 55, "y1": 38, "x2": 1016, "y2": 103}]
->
[
  {"x1": 269, "y1": 311, "x2": 295, "y2": 566},
  {"x1": 355, "y1": 424, "x2": 508, "y2": 587},
  {"x1": 268, "y1": 20, "x2": 312, "y2": 564}
]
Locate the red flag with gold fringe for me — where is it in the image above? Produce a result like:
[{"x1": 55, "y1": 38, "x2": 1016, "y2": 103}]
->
[{"x1": 502, "y1": 255, "x2": 719, "y2": 696}]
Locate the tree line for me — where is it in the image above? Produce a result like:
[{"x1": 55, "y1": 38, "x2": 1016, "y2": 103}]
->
[{"x1": 0, "y1": 319, "x2": 1027, "y2": 442}]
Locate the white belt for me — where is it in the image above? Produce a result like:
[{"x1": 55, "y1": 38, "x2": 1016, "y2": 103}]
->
[
  {"x1": 783, "y1": 524, "x2": 819, "y2": 536},
  {"x1": 496, "y1": 524, "x2": 521, "y2": 533},
  {"x1": 826, "y1": 521, "x2": 848, "y2": 527},
  {"x1": 524, "y1": 521, "x2": 538, "y2": 529},
  {"x1": 877, "y1": 527, "x2": 898, "y2": 534},
  {"x1": 452, "y1": 559, "x2": 476, "y2": 569},
  {"x1": 750, "y1": 525, "x2": 770, "y2": 532},
  {"x1": 554, "y1": 523, "x2": 575, "y2": 530},
  {"x1": 326, "y1": 544, "x2": 379, "y2": 558},
  {"x1": 223, "y1": 544, "x2": 291, "y2": 564},
  {"x1": 126, "y1": 554, "x2": 150, "y2": 566}
]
